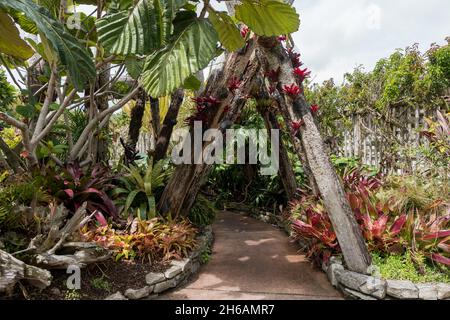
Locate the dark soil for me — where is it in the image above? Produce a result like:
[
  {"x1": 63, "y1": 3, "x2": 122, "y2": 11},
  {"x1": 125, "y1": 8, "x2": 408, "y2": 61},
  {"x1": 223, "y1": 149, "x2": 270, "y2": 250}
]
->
[{"x1": 5, "y1": 258, "x2": 169, "y2": 300}]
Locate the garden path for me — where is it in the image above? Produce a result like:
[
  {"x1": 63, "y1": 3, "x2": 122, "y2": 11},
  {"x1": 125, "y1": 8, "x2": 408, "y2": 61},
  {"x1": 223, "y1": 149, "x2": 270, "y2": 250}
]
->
[{"x1": 159, "y1": 211, "x2": 342, "y2": 300}]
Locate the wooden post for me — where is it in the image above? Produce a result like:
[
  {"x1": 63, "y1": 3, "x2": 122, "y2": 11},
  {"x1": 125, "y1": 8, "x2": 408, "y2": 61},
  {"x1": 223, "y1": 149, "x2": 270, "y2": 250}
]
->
[
  {"x1": 259, "y1": 106, "x2": 298, "y2": 200},
  {"x1": 257, "y1": 40, "x2": 371, "y2": 273}
]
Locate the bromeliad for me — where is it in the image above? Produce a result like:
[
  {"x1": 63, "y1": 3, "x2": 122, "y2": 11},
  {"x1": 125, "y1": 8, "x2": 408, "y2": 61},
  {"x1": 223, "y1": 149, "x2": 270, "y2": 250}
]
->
[{"x1": 283, "y1": 83, "x2": 302, "y2": 97}]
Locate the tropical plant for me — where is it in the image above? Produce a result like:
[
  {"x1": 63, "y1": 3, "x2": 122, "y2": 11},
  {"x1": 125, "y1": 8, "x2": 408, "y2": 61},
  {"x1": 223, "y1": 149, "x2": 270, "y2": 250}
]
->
[
  {"x1": 83, "y1": 217, "x2": 197, "y2": 263},
  {"x1": 188, "y1": 194, "x2": 216, "y2": 226},
  {"x1": 112, "y1": 158, "x2": 172, "y2": 219},
  {"x1": 34, "y1": 162, "x2": 118, "y2": 220}
]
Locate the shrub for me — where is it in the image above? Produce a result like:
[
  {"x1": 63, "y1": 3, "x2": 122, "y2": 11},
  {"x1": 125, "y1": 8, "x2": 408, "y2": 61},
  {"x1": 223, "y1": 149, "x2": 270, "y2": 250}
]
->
[
  {"x1": 34, "y1": 162, "x2": 118, "y2": 221},
  {"x1": 188, "y1": 194, "x2": 216, "y2": 226},
  {"x1": 112, "y1": 159, "x2": 172, "y2": 219},
  {"x1": 288, "y1": 170, "x2": 450, "y2": 269}
]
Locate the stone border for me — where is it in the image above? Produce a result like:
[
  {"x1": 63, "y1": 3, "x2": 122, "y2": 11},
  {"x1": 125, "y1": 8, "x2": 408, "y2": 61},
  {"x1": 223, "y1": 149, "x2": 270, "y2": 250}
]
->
[
  {"x1": 323, "y1": 257, "x2": 450, "y2": 300},
  {"x1": 104, "y1": 226, "x2": 214, "y2": 300},
  {"x1": 231, "y1": 207, "x2": 450, "y2": 301}
]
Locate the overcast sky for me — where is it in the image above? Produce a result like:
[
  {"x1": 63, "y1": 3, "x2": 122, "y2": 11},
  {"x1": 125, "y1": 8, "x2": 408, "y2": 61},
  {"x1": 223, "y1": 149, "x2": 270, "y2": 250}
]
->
[
  {"x1": 288, "y1": 0, "x2": 450, "y2": 84},
  {"x1": 6, "y1": 1, "x2": 450, "y2": 87}
]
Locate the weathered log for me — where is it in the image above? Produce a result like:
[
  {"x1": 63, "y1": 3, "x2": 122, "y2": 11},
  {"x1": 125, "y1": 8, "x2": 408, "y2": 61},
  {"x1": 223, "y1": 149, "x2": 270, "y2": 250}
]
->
[
  {"x1": 34, "y1": 247, "x2": 110, "y2": 269},
  {"x1": 126, "y1": 87, "x2": 147, "y2": 153},
  {"x1": 258, "y1": 105, "x2": 298, "y2": 200},
  {"x1": 0, "y1": 249, "x2": 52, "y2": 294},
  {"x1": 158, "y1": 39, "x2": 260, "y2": 217},
  {"x1": 256, "y1": 38, "x2": 371, "y2": 274}
]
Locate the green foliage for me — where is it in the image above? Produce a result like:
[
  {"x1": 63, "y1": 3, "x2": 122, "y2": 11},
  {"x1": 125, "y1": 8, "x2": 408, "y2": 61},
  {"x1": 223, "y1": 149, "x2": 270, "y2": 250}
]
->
[
  {"x1": 0, "y1": 11, "x2": 33, "y2": 60},
  {"x1": 141, "y1": 16, "x2": 220, "y2": 97},
  {"x1": 0, "y1": 180, "x2": 49, "y2": 230},
  {"x1": 372, "y1": 251, "x2": 450, "y2": 283},
  {"x1": 0, "y1": 69, "x2": 17, "y2": 112},
  {"x1": 207, "y1": 9, "x2": 244, "y2": 52},
  {"x1": 200, "y1": 245, "x2": 212, "y2": 264},
  {"x1": 113, "y1": 159, "x2": 172, "y2": 219},
  {"x1": 306, "y1": 41, "x2": 450, "y2": 150},
  {"x1": 188, "y1": 194, "x2": 216, "y2": 226},
  {"x1": 96, "y1": 0, "x2": 186, "y2": 56},
  {"x1": 90, "y1": 277, "x2": 112, "y2": 291},
  {"x1": 0, "y1": 0, "x2": 96, "y2": 90},
  {"x1": 235, "y1": 0, "x2": 300, "y2": 36}
]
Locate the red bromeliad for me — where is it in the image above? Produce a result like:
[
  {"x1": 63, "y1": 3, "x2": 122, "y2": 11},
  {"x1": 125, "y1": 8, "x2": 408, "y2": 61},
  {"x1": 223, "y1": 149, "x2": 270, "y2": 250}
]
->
[
  {"x1": 293, "y1": 67, "x2": 311, "y2": 82},
  {"x1": 186, "y1": 95, "x2": 221, "y2": 126},
  {"x1": 310, "y1": 104, "x2": 320, "y2": 114},
  {"x1": 265, "y1": 68, "x2": 280, "y2": 83},
  {"x1": 240, "y1": 26, "x2": 250, "y2": 38},
  {"x1": 290, "y1": 119, "x2": 304, "y2": 134},
  {"x1": 227, "y1": 77, "x2": 241, "y2": 92},
  {"x1": 287, "y1": 48, "x2": 302, "y2": 68},
  {"x1": 283, "y1": 83, "x2": 302, "y2": 97},
  {"x1": 277, "y1": 35, "x2": 287, "y2": 42}
]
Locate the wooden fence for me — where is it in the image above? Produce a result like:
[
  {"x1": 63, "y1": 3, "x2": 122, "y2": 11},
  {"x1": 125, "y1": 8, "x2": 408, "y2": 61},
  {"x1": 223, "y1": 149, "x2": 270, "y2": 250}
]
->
[{"x1": 339, "y1": 106, "x2": 448, "y2": 174}]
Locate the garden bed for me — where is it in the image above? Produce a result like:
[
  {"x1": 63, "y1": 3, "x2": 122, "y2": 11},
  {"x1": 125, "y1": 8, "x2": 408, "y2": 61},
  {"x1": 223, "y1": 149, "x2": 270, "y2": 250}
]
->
[{"x1": 1, "y1": 226, "x2": 213, "y2": 300}]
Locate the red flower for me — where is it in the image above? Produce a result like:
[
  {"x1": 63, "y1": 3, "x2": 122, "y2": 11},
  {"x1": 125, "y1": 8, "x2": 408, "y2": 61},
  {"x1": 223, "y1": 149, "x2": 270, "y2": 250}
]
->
[
  {"x1": 310, "y1": 104, "x2": 320, "y2": 114},
  {"x1": 290, "y1": 120, "x2": 305, "y2": 134},
  {"x1": 240, "y1": 26, "x2": 250, "y2": 38},
  {"x1": 283, "y1": 83, "x2": 302, "y2": 97},
  {"x1": 288, "y1": 48, "x2": 303, "y2": 68},
  {"x1": 265, "y1": 68, "x2": 280, "y2": 82},
  {"x1": 227, "y1": 77, "x2": 241, "y2": 92},
  {"x1": 277, "y1": 35, "x2": 287, "y2": 42},
  {"x1": 293, "y1": 67, "x2": 311, "y2": 82}
]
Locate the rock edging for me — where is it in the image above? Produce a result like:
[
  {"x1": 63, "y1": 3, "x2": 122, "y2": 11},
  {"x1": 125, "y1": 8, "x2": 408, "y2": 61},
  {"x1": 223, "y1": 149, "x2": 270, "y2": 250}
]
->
[
  {"x1": 105, "y1": 226, "x2": 213, "y2": 300},
  {"x1": 323, "y1": 257, "x2": 450, "y2": 300}
]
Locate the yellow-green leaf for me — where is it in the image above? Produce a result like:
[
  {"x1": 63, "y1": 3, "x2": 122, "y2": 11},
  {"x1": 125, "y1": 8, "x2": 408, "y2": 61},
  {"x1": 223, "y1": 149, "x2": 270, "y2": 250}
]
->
[
  {"x1": 207, "y1": 9, "x2": 244, "y2": 52},
  {"x1": 0, "y1": 11, "x2": 34, "y2": 60},
  {"x1": 235, "y1": 0, "x2": 300, "y2": 36}
]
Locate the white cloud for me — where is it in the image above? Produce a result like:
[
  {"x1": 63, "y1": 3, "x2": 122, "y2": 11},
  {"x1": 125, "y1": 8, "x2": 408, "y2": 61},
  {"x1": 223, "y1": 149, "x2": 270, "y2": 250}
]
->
[{"x1": 292, "y1": 0, "x2": 450, "y2": 84}]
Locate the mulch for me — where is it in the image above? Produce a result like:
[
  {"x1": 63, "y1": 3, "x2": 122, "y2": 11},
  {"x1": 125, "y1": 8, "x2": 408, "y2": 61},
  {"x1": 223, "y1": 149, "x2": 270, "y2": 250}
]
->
[{"x1": 4, "y1": 258, "x2": 169, "y2": 300}]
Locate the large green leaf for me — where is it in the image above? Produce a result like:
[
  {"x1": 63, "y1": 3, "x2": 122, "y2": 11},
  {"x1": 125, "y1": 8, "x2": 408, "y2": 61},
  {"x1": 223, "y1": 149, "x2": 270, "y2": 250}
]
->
[
  {"x1": 0, "y1": 0, "x2": 96, "y2": 90},
  {"x1": 0, "y1": 11, "x2": 34, "y2": 60},
  {"x1": 96, "y1": 0, "x2": 187, "y2": 56},
  {"x1": 235, "y1": 0, "x2": 300, "y2": 36},
  {"x1": 207, "y1": 9, "x2": 244, "y2": 52},
  {"x1": 141, "y1": 18, "x2": 219, "y2": 97}
]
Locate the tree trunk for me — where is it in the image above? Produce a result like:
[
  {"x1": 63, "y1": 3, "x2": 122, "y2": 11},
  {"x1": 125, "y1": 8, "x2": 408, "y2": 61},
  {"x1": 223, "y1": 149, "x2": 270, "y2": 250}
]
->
[
  {"x1": 0, "y1": 137, "x2": 23, "y2": 173},
  {"x1": 256, "y1": 38, "x2": 371, "y2": 274},
  {"x1": 158, "y1": 39, "x2": 260, "y2": 217},
  {"x1": 93, "y1": 64, "x2": 111, "y2": 164},
  {"x1": 153, "y1": 89, "x2": 184, "y2": 162},
  {"x1": 150, "y1": 97, "x2": 161, "y2": 140},
  {"x1": 127, "y1": 87, "x2": 147, "y2": 151},
  {"x1": 259, "y1": 107, "x2": 298, "y2": 200}
]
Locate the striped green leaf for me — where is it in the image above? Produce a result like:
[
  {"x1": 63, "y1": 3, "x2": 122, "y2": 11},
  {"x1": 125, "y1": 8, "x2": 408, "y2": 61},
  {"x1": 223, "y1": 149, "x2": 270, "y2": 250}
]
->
[
  {"x1": 96, "y1": 0, "x2": 187, "y2": 56},
  {"x1": 141, "y1": 18, "x2": 219, "y2": 97},
  {"x1": 0, "y1": 0, "x2": 96, "y2": 90}
]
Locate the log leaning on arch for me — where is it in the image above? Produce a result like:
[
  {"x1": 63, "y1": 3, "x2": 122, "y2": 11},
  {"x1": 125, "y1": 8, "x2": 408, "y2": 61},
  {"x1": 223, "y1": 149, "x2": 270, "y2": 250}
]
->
[
  {"x1": 255, "y1": 37, "x2": 372, "y2": 274},
  {"x1": 158, "y1": 39, "x2": 261, "y2": 217}
]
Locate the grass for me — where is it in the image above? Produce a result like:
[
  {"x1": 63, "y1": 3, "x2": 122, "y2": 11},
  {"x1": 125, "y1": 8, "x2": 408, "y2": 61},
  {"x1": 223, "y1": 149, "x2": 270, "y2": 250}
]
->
[{"x1": 372, "y1": 251, "x2": 450, "y2": 283}]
